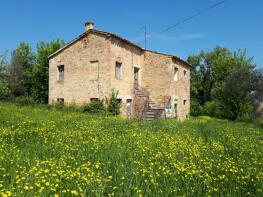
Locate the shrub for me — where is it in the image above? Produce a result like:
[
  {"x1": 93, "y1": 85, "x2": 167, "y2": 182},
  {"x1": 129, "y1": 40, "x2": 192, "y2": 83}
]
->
[
  {"x1": 108, "y1": 89, "x2": 121, "y2": 115},
  {"x1": 201, "y1": 101, "x2": 222, "y2": 117},
  {"x1": 14, "y1": 96, "x2": 36, "y2": 106},
  {"x1": 83, "y1": 100, "x2": 106, "y2": 114},
  {"x1": 190, "y1": 100, "x2": 202, "y2": 116},
  {"x1": 52, "y1": 102, "x2": 66, "y2": 110},
  {"x1": 0, "y1": 80, "x2": 11, "y2": 100}
]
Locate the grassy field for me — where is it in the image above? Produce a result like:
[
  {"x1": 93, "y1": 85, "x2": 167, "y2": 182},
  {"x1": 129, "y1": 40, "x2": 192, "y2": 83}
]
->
[{"x1": 0, "y1": 102, "x2": 262, "y2": 196}]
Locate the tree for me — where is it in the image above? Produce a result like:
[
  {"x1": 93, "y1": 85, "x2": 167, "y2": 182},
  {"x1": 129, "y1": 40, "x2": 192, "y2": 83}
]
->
[
  {"x1": 0, "y1": 51, "x2": 8, "y2": 78},
  {"x1": 0, "y1": 51, "x2": 11, "y2": 100},
  {"x1": 32, "y1": 39, "x2": 65, "y2": 103},
  {"x1": 188, "y1": 47, "x2": 232, "y2": 105},
  {"x1": 8, "y1": 42, "x2": 35, "y2": 97},
  {"x1": 188, "y1": 46, "x2": 256, "y2": 118},
  {"x1": 216, "y1": 67, "x2": 263, "y2": 120}
]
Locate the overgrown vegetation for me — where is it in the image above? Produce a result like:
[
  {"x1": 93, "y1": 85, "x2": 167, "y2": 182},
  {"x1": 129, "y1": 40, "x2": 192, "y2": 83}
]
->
[
  {"x1": 1, "y1": 42, "x2": 262, "y2": 120},
  {"x1": 188, "y1": 46, "x2": 263, "y2": 121},
  {"x1": 107, "y1": 89, "x2": 121, "y2": 115},
  {"x1": 0, "y1": 40, "x2": 65, "y2": 104},
  {"x1": 83, "y1": 100, "x2": 106, "y2": 114},
  {"x1": 0, "y1": 103, "x2": 262, "y2": 196}
]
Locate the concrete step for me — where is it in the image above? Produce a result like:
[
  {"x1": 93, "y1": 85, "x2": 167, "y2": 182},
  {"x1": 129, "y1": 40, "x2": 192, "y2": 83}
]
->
[
  {"x1": 145, "y1": 112, "x2": 156, "y2": 116},
  {"x1": 136, "y1": 94, "x2": 147, "y2": 98},
  {"x1": 146, "y1": 109, "x2": 157, "y2": 112},
  {"x1": 145, "y1": 113, "x2": 156, "y2": 115}
]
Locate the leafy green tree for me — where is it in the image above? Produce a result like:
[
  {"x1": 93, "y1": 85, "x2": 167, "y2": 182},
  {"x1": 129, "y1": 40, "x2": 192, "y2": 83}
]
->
[
  {"x1": 188, "y1": 46, "x2": 256, "y2": 118},
  {"x1": 0, "y1": 80, "x2": 11, "y2": 100},
  {"x1": 108, "y1": 89, "x2": 121, "y2": 115},
  {"x1": 8, "y1": 42, "x2": 35, "y2": 97},
  {"x1": 32, "y1": 39, "x2": 65, "y2": 103},
  {"x1": 0, "y1": 51, "x2": 8, "y2": 79},
  {"x1": 215, "y1": 67, "x2": 263, "y2": 120},
  {"x1": 0, "y1": 51, "x2": 11, "y2": 100}
]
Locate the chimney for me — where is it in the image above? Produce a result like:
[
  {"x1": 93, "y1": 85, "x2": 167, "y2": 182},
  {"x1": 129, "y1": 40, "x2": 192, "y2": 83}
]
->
[{"x1": 85, "y1": 21, "x2": 94, "y2": 31}]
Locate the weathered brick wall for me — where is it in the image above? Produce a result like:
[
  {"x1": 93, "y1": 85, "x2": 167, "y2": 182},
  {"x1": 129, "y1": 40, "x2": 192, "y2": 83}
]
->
[
  {"x1": 109, "y1": 37, "x2": 144, "y2": 116},
  {"x1": 142, "y1": 51, "x2": 190, "y2": 120},
  {"x1": 49, "y1": 32, "x2": 111, "y2": 105},
  {"x1": 49, "y1": 31, "x2": 190, "y2": 120}
]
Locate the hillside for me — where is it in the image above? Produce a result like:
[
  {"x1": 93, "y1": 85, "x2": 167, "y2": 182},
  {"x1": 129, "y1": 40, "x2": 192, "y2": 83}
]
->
[{"x1": 0, "y1": 103, "x2": 262, "y2": 196}]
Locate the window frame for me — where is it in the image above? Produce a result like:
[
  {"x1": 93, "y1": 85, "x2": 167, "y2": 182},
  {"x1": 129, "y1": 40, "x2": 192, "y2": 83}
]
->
[
  {"x1": 173, "y1": 67, "x2": 179, "y2": 81},
  {"x1": 90, "y1": 98, "x2": 99, "y2": 102},
  {"x1": 58, "y1": 65, "x2": 65, "y2": 81},
  {"x1": 115, "y1": 62, "x2": 122, "y2": 80}
]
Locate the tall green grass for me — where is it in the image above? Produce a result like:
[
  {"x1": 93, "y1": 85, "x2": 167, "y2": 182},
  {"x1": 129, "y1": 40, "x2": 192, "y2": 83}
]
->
[{"x1": 0, "y1": 102, "x2": 262, "y2": 196}]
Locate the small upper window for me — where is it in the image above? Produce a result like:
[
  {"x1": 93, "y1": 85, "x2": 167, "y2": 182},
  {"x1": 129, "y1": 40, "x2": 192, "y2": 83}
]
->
[
  {"x1": 115, "y1": 62, "x2": 122, "y2": 80},
  {"x1": 173, "y1": 67, "x2": 178, "y2": 81},
  {"x1": 183, "y1": 99, "x2": 187, "y2": 105},
  {"x1": 58, "y1": 65, "x2": 64, "y2": 81},
  {"x1": 184, "y1": 70, "x2": 187, "y2": 76}
]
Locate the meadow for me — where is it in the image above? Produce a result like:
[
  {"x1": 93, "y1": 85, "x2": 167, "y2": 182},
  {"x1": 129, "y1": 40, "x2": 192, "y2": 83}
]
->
[{"x1": 0, "y1": 102, "x2": 262, "y2": 196}]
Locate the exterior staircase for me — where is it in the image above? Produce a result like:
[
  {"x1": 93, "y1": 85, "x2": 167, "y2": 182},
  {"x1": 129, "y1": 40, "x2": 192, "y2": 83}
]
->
[{"x1": 134, "y1": 88, "x2": 162, "y2": 121}]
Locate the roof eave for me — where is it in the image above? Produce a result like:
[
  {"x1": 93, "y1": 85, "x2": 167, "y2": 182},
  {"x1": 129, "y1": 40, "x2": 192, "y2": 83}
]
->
[
  {"x1": 48, "y1": 29, "x2": 191, "y2": 69},
  {"x1": 48, "y1": 29, "x2": 143, "y2": 59},
  {"x1": 145, "y1": 49, "x2": 192, "y2": 68}
]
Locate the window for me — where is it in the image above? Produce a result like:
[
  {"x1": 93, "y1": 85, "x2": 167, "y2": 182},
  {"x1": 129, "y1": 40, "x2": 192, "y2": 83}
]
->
[
  {"x1": 57, "y1": 98, "x2": 64, "y2": 104},
  {"x1": 174, "y1": 103, "x2": 178, "y2": 117},
  {"x1": 115, "y1": 62, "x2": 122, "y2": 79},
  {"x1": 126, "y1": 99, "x2": 132, "y2": 117},
  {"x1": 90, "y1": 98, "x2": 99, "y2": 102},
  {"x1": 183, "y1": 99, "x2": 187, "y2": 105},
  {"x1": 184, "y1": 70, "x2": 187, "y2": 76},
  {"x1": 90, "y1": 60, "x2": 98, "y2": 64},
  {"x1": 173, "y1": 67, "x2": 178, "y2": 81},
  {"x1": 58, "y1": 65, "x2": 64, "y2": 81},
  {"x1": 90, "y1": 60, "x2": 98, "y2": 72}
]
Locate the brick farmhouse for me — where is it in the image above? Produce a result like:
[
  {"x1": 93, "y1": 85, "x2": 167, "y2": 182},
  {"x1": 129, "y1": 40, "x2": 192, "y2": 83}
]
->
[{"x1": 48, "y1": 22, "x2": 191, "y2": 120}]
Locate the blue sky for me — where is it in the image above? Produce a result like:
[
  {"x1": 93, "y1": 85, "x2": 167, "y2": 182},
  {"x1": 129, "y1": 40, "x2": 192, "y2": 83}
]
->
[{"x1": 0, "y1": 0, "x2": 262, "y2": 66}]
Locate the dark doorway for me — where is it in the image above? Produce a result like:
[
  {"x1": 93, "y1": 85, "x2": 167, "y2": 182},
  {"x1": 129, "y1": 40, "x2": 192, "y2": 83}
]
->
[{"x1": 134, "y1": 67, "x2": 140, "y2": 88}]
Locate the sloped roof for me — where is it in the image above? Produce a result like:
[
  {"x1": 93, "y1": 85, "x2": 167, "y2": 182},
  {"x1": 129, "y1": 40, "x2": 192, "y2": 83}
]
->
[{"x1": 48, "y1": 29, "x2": 191, "y2": 67}]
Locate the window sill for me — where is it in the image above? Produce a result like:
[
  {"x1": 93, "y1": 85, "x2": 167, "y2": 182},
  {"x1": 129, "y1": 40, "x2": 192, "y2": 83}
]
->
[{"x1": 57, "y1": 80, "x2": 64, "y2": 83}]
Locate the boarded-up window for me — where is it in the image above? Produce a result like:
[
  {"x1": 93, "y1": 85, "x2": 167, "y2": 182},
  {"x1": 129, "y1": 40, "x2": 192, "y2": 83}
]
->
[
  {"x1": 58, "y1": 65, "x2": 64, "y2": 81},
  {"x1": 115, "y1": 62, "x2": 122, "y2": 79},
  {"x1": 173, "y1": 67, "x2": 178, "y2": 81}
]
